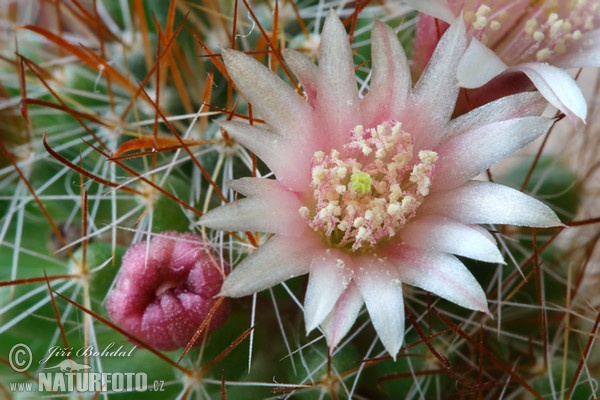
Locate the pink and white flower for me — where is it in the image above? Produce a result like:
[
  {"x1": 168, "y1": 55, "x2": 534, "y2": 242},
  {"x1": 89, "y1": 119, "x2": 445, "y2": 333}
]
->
[
  {"x1": 407, "y1": 0, "x2": 600, "y2": 122},
  {"x1": 199, "y1": 12, "x2": 561, "y2": 358}
]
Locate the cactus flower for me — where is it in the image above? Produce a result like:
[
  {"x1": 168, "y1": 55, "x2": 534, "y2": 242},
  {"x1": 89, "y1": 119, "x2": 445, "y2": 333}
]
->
[
  {"x1": 408, "y1": 0, "x2": 600, "y2": 122},
  {"x1": 199, "y1": 12, "x2": 561, "y2": 358}
]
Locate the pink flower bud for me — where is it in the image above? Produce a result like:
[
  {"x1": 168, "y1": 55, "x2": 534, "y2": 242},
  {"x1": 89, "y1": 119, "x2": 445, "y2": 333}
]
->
[{"x1": 106, "y1": 231, "x2": 230, "y2": 351}]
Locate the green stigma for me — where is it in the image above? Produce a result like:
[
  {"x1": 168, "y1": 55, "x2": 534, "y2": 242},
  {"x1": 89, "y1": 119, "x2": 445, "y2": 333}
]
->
[{"x1": 350, "y1": 171, "x2": 372, "y2": 194}]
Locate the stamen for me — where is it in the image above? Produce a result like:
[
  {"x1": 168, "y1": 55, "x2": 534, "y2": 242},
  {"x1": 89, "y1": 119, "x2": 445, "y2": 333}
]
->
[
  {"x1": 463, "y1": 1, "x2": 600, "y2": 65},
  {"x1": 299, "y1": 121, "x2": 438, "y2": 252}
]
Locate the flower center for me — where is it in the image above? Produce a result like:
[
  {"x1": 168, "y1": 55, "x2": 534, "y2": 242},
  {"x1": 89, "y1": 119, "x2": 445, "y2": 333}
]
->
[
  {"x1": 299, "y1": 121, "x2": 438, "y2": 252},
  {"x1": 462, "y1": 1, "x2": 599, "y2": 63}
]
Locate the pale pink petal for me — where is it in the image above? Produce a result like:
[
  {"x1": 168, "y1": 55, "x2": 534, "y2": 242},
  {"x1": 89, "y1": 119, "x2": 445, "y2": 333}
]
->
[
  {"x1": 355, "y1": 259, "x2": 405, "y2": 359},
  {"x1": 321, "y1": 284, "x2": 363, "y2": 351},
  {"x1": 400, "y1": 215, "x2": 504, "y2": 263},
  {"x1": 221, "y1": 49, "x2": 314, "y2": 142},
  {"x1": 403, "y1": 0, "x2": 455, "y2": 23},
  {"x1": 457, "y1": 39, "x2": 508, "y2": 88},
  {"x1": 283, "y1": 49, "x2": 319, "y2": 107},
  {"x1": 412, "y1": 13, "x2": 446, "y2": 75},
  {"x1": 218, "y1": 121, "x2": 274, "y2": 155},
  {"x1": 316, "y1": 10, "x2": 360, "y2": 147},
  {"x1": 448, "y1": 92, "x2": 547, "y2": 136},
  {"x1": 510, "y1": 62, "x2": 587, "y2": 123},
  {"x1": 197, "y1": 198, "x2": 300, "y2": 235},
  {"x1": 553, "y1": 29, "x2": 600, "y2": 69},
  {"x1": 198, "y1": 178, "x2": 305, "y2": 236},
  {"x1": 421, "y1": 181, "x2": 562, "y2": 227},
  {"x1": 361, "y1": 20, "x2": 411, "y2": 125},
  {"x1": 219, "y1": 235, "x2": 315, "y2": 297},
  {"x1": 219, "y1": 121, "x2": 311, "y2": 187},
  {"x1": 433, "y1": 116, "x2": 553, "y2": 191},
  {"x1": 467, "y1": 224, "x2": 499, "y2": 246},
  {"x1": 304, "y1": 252, "x2": 352, "y2": 333},
  {"x1": 389, "y1": 246, "x2": 489, "y2": 313},
  {"x1": 409, "y1": 19, "x2": 467, "y2": 148}
]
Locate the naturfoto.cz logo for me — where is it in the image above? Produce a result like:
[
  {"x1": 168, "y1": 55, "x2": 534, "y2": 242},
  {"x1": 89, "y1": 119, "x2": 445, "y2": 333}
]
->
[
  {"x1": 37, "y1": 370, "x2": 149, "y2": 392},
  {"x1": 7, "y1": 343, "x2": 165, "y2": 394}
]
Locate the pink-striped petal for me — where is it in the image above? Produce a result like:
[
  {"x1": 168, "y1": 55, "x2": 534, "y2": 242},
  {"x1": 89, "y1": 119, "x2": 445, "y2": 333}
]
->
[
  {"x1": 403, "y1": 0, "x2": 455, "y2": 23},
  {"x1": 321, "y1": 283, "x2": 363, "y2": 351},
  {"x1": 389, "y1": 247, "x2": 489, "y2": 314},
  {"x1": 410, "y1": 19, "x2": 467, "y2": 149},
  {"x1": 219, "y1": 235, "x2": 315, "y2": 297},
  {"x1": 421, "y1": 181, "x2": 562, "y2": 227},
  {"x1": 283, "y1": 49, "x2": 319, "y2": 107},
  {"x1": 356, "y1": 259, "x2": 405, "y2": 359},
  {"x1": 315, "y1": 10, "x2": 360, "y2": 147},
  {"x1": 361, "y1": 20, "x2": 411, "y2": 125},
  {"x1": 304, "y1": 252, "x2": 352, "y2": 333},
  {"x1": 198, "y1": 178, "x2": 305, "y2": 236},
  {"x1": 433, "y1": 116, "x2": 553, "y2": 191},
  {"x1": 511, "y1": 62, "x2": 587, "y2": 123},
  {"x1": 400, "y1": 215, "x2": 504, "y2": 263},
  {"x1": 222, "y1": 49, "x2": 314, "y2": 143},
  {"x1": 457, "y1": 39, "x2": 508, "y2": 88},
  {"x1": 448, "y1": 92, "x2": 547, "y2": 136},
  {"x1": 219, "y1": 121, "x2": 311, "y2": 187}
]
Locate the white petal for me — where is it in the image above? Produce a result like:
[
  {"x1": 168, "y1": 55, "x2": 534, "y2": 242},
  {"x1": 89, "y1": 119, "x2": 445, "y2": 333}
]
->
[
  {"x1": 403, "y1": 0, "x2": 455, "y2": 23},
  {"x1": 221, "y1": 49, "x2": 314, "y2": 139},
  {"x1": 219, "y1": 121, "x2": 277, "y2": 158},
  {"x1": 226, "y1": 177, "x2": 271, "y2": 197},
  {"x1": 457, "y1": 39, "x2": 508, "y2": 88},
  {"x1": 318, "y1": 10, "x2": 359, "y2": 106},
  {"x1": 421, "y1": 181, "x2": 562, "y2": 227},
  {"x1": 356, "y1": 260, "x2": 405, "y2": 359},
  {"x1": 304, "y1": 252, "x2": 351, "y2": 333},
  {"x1": 448, "y1": 92, "x2": 547, "y2": 136},
  {"x1": 433, "y1": 116, "x2": 553, "y2": 191},
  {"x1": 283, "y1": 49, "x2": 319, "y2": 106},
  {"x1": 400, "y1": 215, "x2": 504, "y2": 263},
  {"x1": 316, "y1": 10, "x2": 360, "y2": 145},
  {"x1": 198, "y1": 178, "x2": 305, "y2": 236},
  {"x1": 410, "y1": 19, "x2": 466, "y2": 147},
  {"x1": 219, "y1": 235, "x2": 314, "y2": 297},
  {"x1": 362, "y1": 20, "x2": 411, "y2": 124},
  {"x1": 321, "y1": 283, "x2": 363, "y2": 351},
  {"x1": 219, "y1": 121, "x2": 310, "y2": 186},
  {"x1": 510, "y1": 62, "x2": 587, "y2": 123},
  {"x1": 390, "y1": 247, "x2": 489, "y2": 313}
]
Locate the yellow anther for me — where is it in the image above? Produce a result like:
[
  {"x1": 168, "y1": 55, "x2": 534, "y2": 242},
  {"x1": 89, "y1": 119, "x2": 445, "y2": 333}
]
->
[
  {"x1": 475, "y1": 5, "x2": 491, "y2": 17},
  {"x1": 536, "y1": 48, "x2": 553, "y2": 60},
  {"x1": 473, "y1": 16, "x2": 487, "y2": 30},
  {"x1": 533, "y1": 31, "x2": 545, "y2": 41}
]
